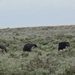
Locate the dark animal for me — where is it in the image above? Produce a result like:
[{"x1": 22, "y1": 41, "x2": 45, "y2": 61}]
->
[
  {"x1": 58, "y1": 42, "x2": 70, "y2": 51},
  {"x1": 23, "y1": 43, "x2": 37, "y2": 52},
  {"x1": 0, "y1": 45, "x2": 7, "y2": 53}
]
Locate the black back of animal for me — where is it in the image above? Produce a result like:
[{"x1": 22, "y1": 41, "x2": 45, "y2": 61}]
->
[
  {"x1": 58, "y1": 42, "x2": 70, "y2": 51},
  {"x1": 23, "y1": 43, "x2": 37, "y2": 52},
  {"x1": 0, "y1": 45, "x2": 7, "y2": 53}
]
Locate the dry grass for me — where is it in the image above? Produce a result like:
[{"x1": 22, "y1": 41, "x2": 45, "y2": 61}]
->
[{"x1": 0, "y1": 25, "x2": 75, "y2": 75}]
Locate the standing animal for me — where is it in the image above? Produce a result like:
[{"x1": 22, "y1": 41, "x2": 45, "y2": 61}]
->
[
  {"x1": 58, "y1": 42, "x2": 70, "y2": 51},
  {"x1": 0, "y1": 45, "x2": 7, "y2": 53},
  {"x1": 23, "y1": 43, "x2": 37, "y2": 52}
]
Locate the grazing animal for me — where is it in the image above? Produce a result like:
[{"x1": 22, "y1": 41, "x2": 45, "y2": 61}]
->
[
  {"x1": 58, "y1": 42, "x2": 70, "y2": 51},
  {"x1": 0, "y1": 45, "x2": 7, "y2": 53},
  {"x1": 23, "y1": 43, "x2": 37, "y2": 52}
]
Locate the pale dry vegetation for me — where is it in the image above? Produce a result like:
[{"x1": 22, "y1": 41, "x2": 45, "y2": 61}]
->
[{"x1": 0, "y1": 25, "x2": 75, "y2": 75}]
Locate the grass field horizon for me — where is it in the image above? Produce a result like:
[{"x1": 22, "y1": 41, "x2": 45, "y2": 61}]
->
[{"x1": 0, "y1": 25, "x2": 75, "y2": 75}]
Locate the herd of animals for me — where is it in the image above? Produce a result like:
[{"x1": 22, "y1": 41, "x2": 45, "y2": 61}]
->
[{"x1": 0, "y1": 41, "x2": 70, "y2": 53}]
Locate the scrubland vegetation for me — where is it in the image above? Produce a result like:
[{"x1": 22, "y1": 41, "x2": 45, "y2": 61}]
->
[{"x1": 0, "y1": 25, "x2": 75, "y2": 75}]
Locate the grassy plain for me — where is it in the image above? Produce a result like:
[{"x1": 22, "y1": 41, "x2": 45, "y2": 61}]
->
[{"x1": 0, "y1": 25, "x2": 75, "y2": 75}]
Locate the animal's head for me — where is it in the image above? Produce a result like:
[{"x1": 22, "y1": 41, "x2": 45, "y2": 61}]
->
[{"x1": 32, "y1": 44, "x2": 37, "y2": 47}]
